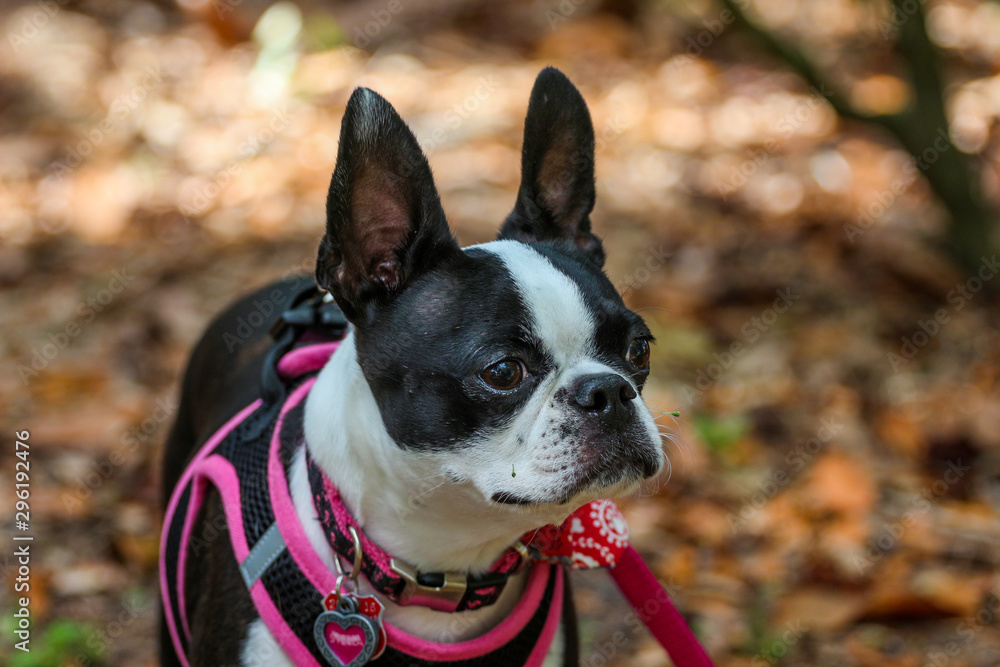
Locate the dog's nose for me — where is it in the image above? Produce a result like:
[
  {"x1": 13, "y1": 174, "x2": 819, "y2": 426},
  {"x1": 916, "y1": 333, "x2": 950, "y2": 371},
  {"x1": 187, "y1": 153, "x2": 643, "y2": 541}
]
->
[{"x1": 573, "y1": 373, "x2": 636, "y2": 425}]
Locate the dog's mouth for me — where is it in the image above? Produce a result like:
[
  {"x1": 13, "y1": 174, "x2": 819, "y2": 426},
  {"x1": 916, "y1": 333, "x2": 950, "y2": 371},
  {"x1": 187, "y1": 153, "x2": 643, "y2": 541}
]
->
[
  {"x1": 490, "y1": 491, "x2": 535, "y2": 506},
  {"x1": 555, "y1": 466, "x2": 645, "y2": 504},
  {"x1": 490, "y1": 475, "x2": 640, "y2": 508},
  {"x1": 491, "y1": 445, "x2": 660, "y2": 508}
]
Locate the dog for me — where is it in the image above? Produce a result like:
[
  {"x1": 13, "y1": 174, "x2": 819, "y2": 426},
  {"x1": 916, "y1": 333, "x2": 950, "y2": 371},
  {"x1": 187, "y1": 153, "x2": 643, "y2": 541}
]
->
[{"x1": 160, "y1": 67, "x2": 665, "y2": 667}]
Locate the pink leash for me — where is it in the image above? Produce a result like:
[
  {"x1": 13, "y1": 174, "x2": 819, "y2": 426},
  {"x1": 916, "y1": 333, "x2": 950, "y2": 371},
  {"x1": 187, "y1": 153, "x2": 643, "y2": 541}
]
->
[
  {"x1": 285, "y1": 344, "x2": 715, "y2": 664},
  {"x1": 610, "y1": 545, "x2": 715, "y2": 667}
]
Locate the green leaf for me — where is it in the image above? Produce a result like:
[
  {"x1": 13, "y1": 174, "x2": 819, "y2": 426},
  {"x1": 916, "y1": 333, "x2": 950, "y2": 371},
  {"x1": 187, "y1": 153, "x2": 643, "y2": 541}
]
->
[
  {"x1": 5, "y1": 617, "x2": 99, "y2": 667},
  {"x1": 693, "y1": 413, "x2": 748, "y2": 454}
]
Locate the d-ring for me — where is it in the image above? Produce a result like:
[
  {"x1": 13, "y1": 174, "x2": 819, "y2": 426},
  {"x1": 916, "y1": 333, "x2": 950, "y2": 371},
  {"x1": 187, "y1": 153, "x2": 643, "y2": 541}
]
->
[
  {"x1": 333, "y1": 572, "x2": 347, "y2": 597},
  {"x1": 348, "y1": 526, "x2": 363, "y2": 582}
]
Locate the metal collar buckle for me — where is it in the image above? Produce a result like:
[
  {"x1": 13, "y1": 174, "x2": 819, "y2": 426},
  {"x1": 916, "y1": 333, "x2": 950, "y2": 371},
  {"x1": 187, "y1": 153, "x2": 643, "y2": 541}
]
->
[{"x1": 389, "y1": 559, "x2": 468, "y2": 613}]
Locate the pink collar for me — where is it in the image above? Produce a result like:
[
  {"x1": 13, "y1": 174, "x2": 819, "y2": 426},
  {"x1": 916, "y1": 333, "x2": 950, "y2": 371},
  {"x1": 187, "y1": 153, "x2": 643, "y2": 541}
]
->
[
  {"x1": 163, "y1": 339, "x2": 715, "y2": 666},
  {"x1": 283, "y1": 342, "x2": 715, "y2": 666},
  {"x1": 307, "y1": 451, "x2": 631, "y2": 613}
]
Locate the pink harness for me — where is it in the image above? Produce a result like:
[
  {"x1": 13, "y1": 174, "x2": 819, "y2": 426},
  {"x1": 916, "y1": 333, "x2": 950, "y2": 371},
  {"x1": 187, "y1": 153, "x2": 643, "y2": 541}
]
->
[{"x1": 161, "y1": 338, "x2": 714, "y2": 667}]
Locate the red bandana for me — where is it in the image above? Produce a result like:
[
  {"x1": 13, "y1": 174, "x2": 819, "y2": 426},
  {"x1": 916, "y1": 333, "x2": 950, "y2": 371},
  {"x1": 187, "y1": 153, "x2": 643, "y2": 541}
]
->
[{"x1": 522, "y1": 500, "x2": 630, "y2": 569}]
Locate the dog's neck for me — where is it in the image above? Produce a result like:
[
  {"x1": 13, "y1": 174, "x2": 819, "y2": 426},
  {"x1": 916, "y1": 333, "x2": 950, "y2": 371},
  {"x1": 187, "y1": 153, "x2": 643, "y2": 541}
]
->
[{"x1": 302, "y1": 332, "x2": 548, "y2": 573}]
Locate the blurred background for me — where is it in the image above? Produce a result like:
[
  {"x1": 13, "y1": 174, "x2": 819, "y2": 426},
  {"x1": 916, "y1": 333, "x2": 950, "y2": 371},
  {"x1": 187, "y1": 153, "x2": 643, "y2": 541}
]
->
[{"x1": 2, "y1": 0, "x2": 1000, "y2": 665}]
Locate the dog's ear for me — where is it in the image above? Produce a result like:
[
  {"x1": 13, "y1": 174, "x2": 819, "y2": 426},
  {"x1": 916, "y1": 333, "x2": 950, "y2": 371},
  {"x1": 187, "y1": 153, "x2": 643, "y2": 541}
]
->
[
  {"x1": 499, "y1": 67, "x2": 604, "y2": 266},
  {"x1": 317, "y1": 87, "x2": 459, "y2": 323}
]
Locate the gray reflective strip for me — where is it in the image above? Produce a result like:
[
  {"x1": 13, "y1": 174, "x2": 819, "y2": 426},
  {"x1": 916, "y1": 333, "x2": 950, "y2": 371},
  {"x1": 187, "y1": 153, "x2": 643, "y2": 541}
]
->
[{"x1": 240, "y1": 523, "x2": 286, "y2": 587}]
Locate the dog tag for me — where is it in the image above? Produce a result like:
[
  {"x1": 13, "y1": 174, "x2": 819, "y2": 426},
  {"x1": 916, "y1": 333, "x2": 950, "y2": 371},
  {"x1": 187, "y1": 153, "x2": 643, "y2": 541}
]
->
[{"x1": 320, "y1": 591, "x2": 387, "y2": 662}]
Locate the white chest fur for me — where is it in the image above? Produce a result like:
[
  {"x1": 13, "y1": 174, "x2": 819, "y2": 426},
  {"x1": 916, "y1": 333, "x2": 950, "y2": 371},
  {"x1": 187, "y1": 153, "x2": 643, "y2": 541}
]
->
[
  {"x1": 239, "y1": 334, "x2": 566, "y2": 665},
  {"x1": 238, "y1": 449, "x2": 564, "y2": 665}
]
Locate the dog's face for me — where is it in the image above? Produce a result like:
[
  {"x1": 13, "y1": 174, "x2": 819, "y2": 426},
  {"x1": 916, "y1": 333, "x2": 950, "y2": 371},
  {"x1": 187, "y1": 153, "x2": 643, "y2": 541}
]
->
[{"x1": 316, "y1": 68, "x2": 663, "y2": 521}]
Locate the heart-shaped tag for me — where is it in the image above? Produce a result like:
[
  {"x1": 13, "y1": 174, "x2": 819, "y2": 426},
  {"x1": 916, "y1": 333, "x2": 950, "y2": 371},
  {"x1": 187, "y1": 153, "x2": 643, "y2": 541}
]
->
[
  {"x1": 325, "y1": 592, "x2": 387, "y2": 660},
  {"x1": 313, "y1": 603, "x2": 376, "y2": 667}
]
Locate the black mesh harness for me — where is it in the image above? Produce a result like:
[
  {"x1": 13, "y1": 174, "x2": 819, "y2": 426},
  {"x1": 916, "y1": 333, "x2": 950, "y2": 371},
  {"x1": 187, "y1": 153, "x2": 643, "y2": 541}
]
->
[{"x1": 160, "y1": 290, "x2": 573, "y2": 667}]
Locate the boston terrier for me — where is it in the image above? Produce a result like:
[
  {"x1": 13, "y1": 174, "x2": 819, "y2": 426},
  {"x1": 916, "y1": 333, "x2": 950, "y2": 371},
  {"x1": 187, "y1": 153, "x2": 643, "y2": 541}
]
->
[{"x1": 161, "y1": 67, "x2": 665, "y2": 667}]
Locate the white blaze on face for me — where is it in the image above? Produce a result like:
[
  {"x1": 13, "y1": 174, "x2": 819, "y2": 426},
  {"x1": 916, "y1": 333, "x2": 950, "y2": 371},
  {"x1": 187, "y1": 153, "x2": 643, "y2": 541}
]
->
[
  {"x1": 475, "y1": 240, "x2": 596, "y2": 366},
  {"x1": 452, "y1": 240, "x2": 658, "y2": 512}
]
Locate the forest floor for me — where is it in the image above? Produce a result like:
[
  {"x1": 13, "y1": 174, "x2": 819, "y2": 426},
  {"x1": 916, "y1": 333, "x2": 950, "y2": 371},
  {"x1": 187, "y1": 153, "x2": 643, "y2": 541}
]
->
[{"x1": 1, "y1": 1, "x2": 1000, "y2": 665}]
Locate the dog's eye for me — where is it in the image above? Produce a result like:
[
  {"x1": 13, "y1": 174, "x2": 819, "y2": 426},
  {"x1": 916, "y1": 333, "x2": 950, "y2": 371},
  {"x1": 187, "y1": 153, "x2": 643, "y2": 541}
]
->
[
  {"x1": 480, "y1": 359, "x2": 524, "y2": 390},
  {"x1": 627, "y1": 338, "x2": 651, "y2": 371}
]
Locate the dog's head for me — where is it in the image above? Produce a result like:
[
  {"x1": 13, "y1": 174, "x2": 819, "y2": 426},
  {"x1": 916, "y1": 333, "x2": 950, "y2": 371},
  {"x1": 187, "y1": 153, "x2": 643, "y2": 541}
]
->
[{"x1": 316, "y1": 68, "x2": 663, "y2": 522}]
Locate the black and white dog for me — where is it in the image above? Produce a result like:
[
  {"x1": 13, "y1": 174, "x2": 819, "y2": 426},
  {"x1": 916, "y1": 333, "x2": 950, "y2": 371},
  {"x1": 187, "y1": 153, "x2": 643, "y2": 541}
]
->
[{"x1": 161, "y1": 67, "x2": 664, "y2": 667}]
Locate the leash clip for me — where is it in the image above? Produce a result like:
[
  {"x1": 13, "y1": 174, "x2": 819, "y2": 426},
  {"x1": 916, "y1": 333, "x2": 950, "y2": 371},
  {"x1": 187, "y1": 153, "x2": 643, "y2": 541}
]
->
[
  {"x1": 511, "y1": 540, "x2": 531, "y2": 569},
  {"x1": 389, "y1": 558, "x2": 468, "y2": 613}
]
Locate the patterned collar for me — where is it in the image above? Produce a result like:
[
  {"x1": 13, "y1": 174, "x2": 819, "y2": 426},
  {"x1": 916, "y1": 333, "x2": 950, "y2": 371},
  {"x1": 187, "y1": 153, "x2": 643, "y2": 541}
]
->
[{"x1": 306, "y1": 450, "x2": 631, "y2": 613}]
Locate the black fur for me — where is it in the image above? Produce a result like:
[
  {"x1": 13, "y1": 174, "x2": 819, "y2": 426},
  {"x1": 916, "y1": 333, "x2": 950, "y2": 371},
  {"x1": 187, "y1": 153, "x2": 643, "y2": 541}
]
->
[
  {"x1": 353, "y1": 239, "x2": 654, "y2": 461},
  {"x1": 162, "y1": 68, "x2": 647, "y2": 666},
  {"x1": 531, "y1": 242, "x2": 652, "y2": 385},
  {"x1": 317, "y1": 87, "x2": 460, "y2": 324},
  {"x1": 499, "y1": 67, "x2": 605, "y2": 266},
  {"x1": 160, "y1": 277, "x2": 307, "y2": 667},
  {"x1": 356, "y1": 248, "x2": 550, "y2": 450}
]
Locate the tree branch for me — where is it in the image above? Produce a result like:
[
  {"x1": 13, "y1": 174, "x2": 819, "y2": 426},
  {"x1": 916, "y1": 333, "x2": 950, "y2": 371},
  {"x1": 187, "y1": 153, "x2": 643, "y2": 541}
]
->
[{"x1": 715, "y1": 0, "x2": 995, "y2": 274}]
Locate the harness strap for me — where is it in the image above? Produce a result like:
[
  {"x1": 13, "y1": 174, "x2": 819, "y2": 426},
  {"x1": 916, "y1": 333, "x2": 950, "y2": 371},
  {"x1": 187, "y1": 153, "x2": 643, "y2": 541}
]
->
[
  {"x1": 163, "y1": 290, "x2": 717, "y2": 666},
  {"x1": 262, "y1": 286, "x2": 348, "y2": 406},
  {"x1": 240, "y1": 523, "x2": 287, "y2": 587},
  {"x1": 163, "y1": 377, "x2": 568, "y2": 666},
  {"x1": 611, "y1": 545, "x2": 715, "y2": 667}
]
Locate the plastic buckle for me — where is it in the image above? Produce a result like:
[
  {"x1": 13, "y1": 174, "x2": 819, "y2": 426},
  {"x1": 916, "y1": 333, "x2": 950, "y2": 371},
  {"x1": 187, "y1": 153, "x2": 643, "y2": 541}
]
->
[{"x1": 269, "y1": 291, "x2": 325, "y2": 340}]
